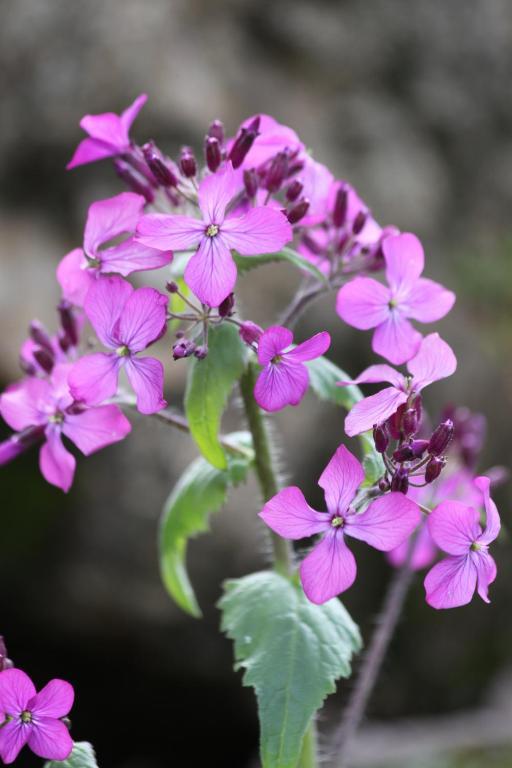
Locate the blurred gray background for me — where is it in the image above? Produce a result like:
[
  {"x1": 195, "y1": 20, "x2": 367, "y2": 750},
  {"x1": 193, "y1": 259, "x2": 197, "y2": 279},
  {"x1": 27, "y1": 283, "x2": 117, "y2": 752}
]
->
[{"x1": 1, "y1": 1, "x2": 511, "y2": 766}]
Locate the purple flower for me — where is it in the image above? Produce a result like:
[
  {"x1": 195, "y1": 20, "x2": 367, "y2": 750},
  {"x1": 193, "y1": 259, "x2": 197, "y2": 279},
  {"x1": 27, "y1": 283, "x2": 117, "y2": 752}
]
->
[
  {"x1": 254, "y1": 326, "x2": 330, "y2": 412},
  {"x1": 0, "y1": 668, "x2": 74, "y2": 764},
  {"x1": 57, "y1": 192, "x2": 172, "y2": 307},
  {"x1": 336, "y1": 233, "x2": 456, "y2": 365},
  {"x1": 424, "y1": 476, "x2": 500, "y2": 609},
  {"x1": 67, "y1": 94, "x2": 147, "y2": 169},
  {"x1": 260, "y1": 445, "x2": 420, "y2": 603},
  {"x1": 0, "y1": 364, "x2": 131, "y2": 492},
  {"x1": 68, "y1": 276, "x2": 168, "y2": 414},
  {"x1": 135, "y1": 164, "x2": 292, "y2": 307},
  {"x1": 340, "y1": 333, "x2": 457, "y2": 437}
]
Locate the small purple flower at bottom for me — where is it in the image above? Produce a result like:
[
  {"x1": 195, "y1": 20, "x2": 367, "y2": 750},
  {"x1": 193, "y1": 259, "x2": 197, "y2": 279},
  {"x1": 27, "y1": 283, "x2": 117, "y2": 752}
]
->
[
  {"x1": 0, "y1": 668, "x2": 74, "y2": 764},
  {"x1": 69, "y1": 276, "x2": 168, "y2": 415},
  {"x1": 254, "y1": 326, "x2": 330, "y2": 412},
  {"x1": 424, "y1": 476, "x2": 500, "y2": 609},
  {"x1": 260, "y1": 444, "x2": 420, "y2": 604}
]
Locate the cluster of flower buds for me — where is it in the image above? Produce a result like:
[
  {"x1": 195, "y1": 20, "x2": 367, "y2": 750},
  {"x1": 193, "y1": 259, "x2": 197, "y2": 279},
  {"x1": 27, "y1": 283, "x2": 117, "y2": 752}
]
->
[
  {"x1": 373, "y1": 399, "x2": 455, "y2": 495},
  {"x1": 19, "y1": 305, "x2": 80, "y2": 378}
]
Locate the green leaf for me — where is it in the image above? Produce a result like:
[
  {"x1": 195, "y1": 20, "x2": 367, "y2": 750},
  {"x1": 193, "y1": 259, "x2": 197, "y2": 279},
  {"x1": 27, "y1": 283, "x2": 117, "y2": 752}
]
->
[
  {"x1": 306, "y1": 355, "x2": 362, "y2": 411},
  {"x1": 169, "y1": 276, "x2": 190, "y2": 331},
  {"x1": 234, "y1": 246, "x2": 327, "y2": 284},
  {"x1": 362, "y1": 451, "x2": 385, "y2": 486},
  {"x1": 219, "y1": 571, "x2": 361, "y2": 768},
  {"x1": 185, "y1": 322, "x2": 247, "y2": 469},
  {"x1": 44, "y1": 742, "x2": 98, "y2": 768},
  {"x1": 160, "y1": 432, "x2": 254, "y2": 618}
]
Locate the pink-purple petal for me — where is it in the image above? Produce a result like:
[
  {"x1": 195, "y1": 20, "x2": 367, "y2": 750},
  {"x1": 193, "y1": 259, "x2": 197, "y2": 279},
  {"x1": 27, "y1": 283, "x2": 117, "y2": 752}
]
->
[
  {"x1": 99, "y1": 238, "x2": 173, "y2": 276},
  {"x1": 39, "y1": 428, "x2": 76, "y2": 492},
  {"x1": 474, "y1": 475, "x2": 501, "y2": 545},
  {"x1": 345, "y1": 387, "x2": 409, "y2": 437},
  {"x1": 120, "y1": 93, "x2": 148, "y2": 133},
  {"x1": 406, "y1": 278, "x2": 456, "y2": 323},
  {"x1": 136, "y1": 213, "x2": 205, "y2": 251},
  {"x1": 0, "y1": 669, "x2": 36, "y2": 713},
  {"x1": 427, "y1": 501, "x2": 481, "y2": 555},
  {"x1": 387, "y1": 521, "x2": 437, "y2": 571},
  {"x1": 286, "y1": 331, "x2": 331, "y2": 363},
  {"x1": 117, "y1": 287, "x2": 168, "y2": 352},
  {"x1": 383, "y1": 233, "x2": 424, "y2": 292},
  {"x1": 221, "y1": 206, "x2": 292, "y2": 255},
  {"x1": 346, "y1": 492, "x2": 420, "y2": 551},
  {"x1": 259, "y1": 486, "x2": 329, "y2": 539},
  {"x1": 338, "y1": 363, "x2": 404, "y2": 389},
  {"x1": 84, "y1": 275, "x2": 133, "y2": 348},
  {"x1": 336, "y1": 277, "x2": 391, "y2": 330},
  {"x1": 257, "y1": 326, "x2": 294, "y2": 365},
  {"x1": 28, "y1": 680, "x2": 74, "y2": 719},
  {"x1": 68, "y1": 353, "x2": 121, "y2": 406},
  {"x1": 318, "y1": 445, "x2": 364, "y2": 517},
  {"x1": 66, "y1": 137, "x2": 117, "y2": 169},
  {"x1": 0, "y1": 720, "x2": 30, "y2": 764},
  {"x1": 300, "y1": 530, "x2": 357, "y2": 604},
  {"x1": 27, "y1": 717, "x2": 73, "y2": 761},
  {"x1": 0, "y1": 379, "x2": 51, "y2": 431},
  {"x1": 184, "y1": 235, "x2": 237, "y2": 307},
  {"x1": 56, "y1": 248, "x2": 95, "y2": 307},
  {"x1": 473, "y1": 550, "x2": 497, "y2": 603},
  {"x1": 372, "y1": 314, "x2": 423, "y2": 365},
  {"x1": 406, "y1": 333, "x2": 457, "y2": 390},
  {"x1": 63, "y1": 405, "x2": 131, "y2": 456},
  {"x1": 125, "y1": 357, "x2": 166, "y2": 415},
  {"x1": 254, "y1": 359, "x2": 309, "y2": 412},
  {"x1": 424, "y1": 554, "x2": 477, "y2": 609},
  {"x1": 79, "y1": 111, "x2": 125, "y2": 146},
  {"x1": 198, "y1": 165, "x2": 240, "y2": 223},
  {"x1": 84, "y1": 192, "x2": 145, "y2": 256}
]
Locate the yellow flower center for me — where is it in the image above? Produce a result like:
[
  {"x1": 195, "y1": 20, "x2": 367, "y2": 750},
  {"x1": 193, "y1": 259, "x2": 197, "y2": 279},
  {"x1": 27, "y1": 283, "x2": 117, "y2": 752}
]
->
[{"x1": 206, "y1": 224, "x2": 219, "y2": 238}]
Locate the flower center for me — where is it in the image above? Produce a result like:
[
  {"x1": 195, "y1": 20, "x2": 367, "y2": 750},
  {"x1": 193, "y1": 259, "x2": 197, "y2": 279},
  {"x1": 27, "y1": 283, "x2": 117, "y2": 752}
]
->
[
  {"x1": 116, "y1": 345, "x2": 130, "y2": 357},
  {"x1": 48, "y1": 411, "x2": 64, "y2": 424},
  {"x1": 20, "y1": 711, "x2": 32, "y2": 724},
  {"x1": 270, "y1": 355, "x2": 283, "y2": 365},
  {"x1": 331, "y1": 515, "x2": 344, "y2": 528},
  {"x1": 206, "y1": 224, "x2": 219, "y2": 238},
  {"x1": 471, "y1": 542, "x2": 483, "y2": 552},
  {"x1": 388, "y1": 298, "x2": 398, "y2": 310}
]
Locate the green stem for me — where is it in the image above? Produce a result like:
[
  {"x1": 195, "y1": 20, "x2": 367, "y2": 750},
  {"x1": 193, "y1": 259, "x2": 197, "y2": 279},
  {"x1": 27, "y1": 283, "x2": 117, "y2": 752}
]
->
[{"x1": 239, "y1": 362, "x2": 292, "y2": 576}]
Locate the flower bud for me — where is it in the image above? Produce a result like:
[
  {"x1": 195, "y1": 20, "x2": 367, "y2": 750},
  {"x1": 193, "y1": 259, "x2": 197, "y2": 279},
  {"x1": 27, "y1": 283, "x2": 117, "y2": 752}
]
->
[
  {"x1": 179, "y1": 146, "x2": 197, "y2": 178},
  {"x1": 0, "y1": 637, "x2": 13, "y2": 671},
  {"x1": 287, "y1": 198, "x2": 310, "y2": 225},
  {"x1": 208, "y1": 119, "x2": 224, "y2": 143},
  {"x1": 410, "y1": 439, "x2": 429, "y2": 458},
  {"x1": 352, "y1": 208, "x2": 368, "y2": 235},
  {"x1": 166, "y1": 281, "x2": 180, "y2": 294},
  {"x1": 229, "y1": 116, "x2": 260, "y2": 169},
  {"x1": 285, "y1": 179, "x2": 303, "y2": 202},
  {"x1": 172, "y1": 339, "x2": 196, "y2": 360},
  {"x1": 243, "y1": 169, "x2": 258, "y2": 198},
  {"x1": 33, "y1": 347, "x2": 54, "y2": 374},
  {"x1": 239, "y1": 321, "x2": 263, "y2": 346},
  {"x1": 114, "y1": 159, "x2": 155, "y2": 202},
  {"x1": 428, "y1": 419, "x2": 454, "y2": 456},
  {"x1": 205, "y1": 137, "x2": 222, "y2": 173},
  {"x1": 373, "y1": 424, "x2": 389, "y2": 453},
  {"x1": 218, "y1": 293, "x2": 235, "y2": 318},
  {"x1": 378, "y1": 478, "x2": 390, "y2": 492},
  {"x1": 58, "y1": 300, "x2": 79, "y2": 347},
  {"x1": 194, "y1": 345, "x2": 209, "y2": 360},
  {"x1": 425, "y1": 455, "x2": 446, "y2": 484},
  {"x1": 29, "y1": 321, "x2": 53, "y2": 354},
  {"x1": 265, "y1": 152, "x2": 289, "y2": 193},
  {"x1": 142, "y1": 141, "x2": 178, "y2": 187},
  {"x1": 393, "y1": 444, "x2": 415, "y2": 463},
  {"x1": 402, "y1": 408, "x2": 418, "y2": 438},
  {"x1": 332, "y1": 184, "x2": 348, "y2": 228},
  {"x1": 391, "y1": 466, "x2": 409, "y2": 494},
  {"x1": 387, "y1": 404, "x2": 406, "y2": 440}
]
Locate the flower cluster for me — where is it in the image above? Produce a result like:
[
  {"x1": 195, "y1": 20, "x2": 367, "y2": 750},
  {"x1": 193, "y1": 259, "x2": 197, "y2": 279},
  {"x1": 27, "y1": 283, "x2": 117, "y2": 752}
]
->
[{"x1": 0, "y1": 95, "x2": 502, "y2": 611}]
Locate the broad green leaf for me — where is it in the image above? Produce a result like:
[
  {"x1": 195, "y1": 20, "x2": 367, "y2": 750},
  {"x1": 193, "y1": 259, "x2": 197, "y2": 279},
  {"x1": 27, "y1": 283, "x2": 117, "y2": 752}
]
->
[
  {"x1": 234, "y1": 246, "x2": 327, "y2": 284},
  {"x1": 219, "y1": 571, "x2": 361, "y2": 768},
  {"x1": 160, "y1": 432, "x2": 253, "y2": 618},
  {"x1": 362, "y1": 451, "x2": 386, "y2": 486},
  {"x1": 44, "y1": 742, "x2": 98, "y2": 768},
  {"x1": 169, "y1": 276, "x2": 190, "y2": 331},
  {"x1": 185, "y1": 322, "x2": 247, "y2": 469}
]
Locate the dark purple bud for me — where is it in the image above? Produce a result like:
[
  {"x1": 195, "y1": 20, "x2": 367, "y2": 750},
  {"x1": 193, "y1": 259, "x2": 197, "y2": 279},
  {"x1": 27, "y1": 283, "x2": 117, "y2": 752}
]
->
[
  {"x1": 142, "y1": 141, "x2": 178, "y2": 187},
  {"x1": 410, "y1": 439, "x2": 429, "y2": 458},
  {"x1": 378, "y1": 478, "x2": 390, "y2": 492},
  {"x1": 33, "y1": 347, "x2": 55, "y2": 374},
  {"x1": 352, "y1": 208, "x2": 368, "y2": 235},
  {"x1": 287, "y1": 198, "x2": 310, "y2": 225},
  {"x1": 29, "y1": 321, "x2": 53, "y2": 354},
  {"x1": 373, "y1": 424, "x2": 389, "y2": 453},
  {"x1": 19, "y1": 356, "x2": 36, "y2": 376},
  {"x1": 425, "y1": 455, "x2": 446, "y2": 484},
  {"x1": 218, "y1": 293, "x2": 235, "y2": 318},
  {"x1": 58, "y1": 330, "x2": 72, "y2": 353},
  {"x1": 172, "y1": 340, "x2": 196, "y2": 360},
  {"x1": 208, "y1": 119, "x2": 224, "y2": 143},
  {"x1": 205, "y1": 137, "x2": 222, "y2": 173},
  {"x1": 114, "y1": 159, "x2": 155, "y2": 202},
  {"x1": 166, "y1": 281, "x2": 180, "y2": 294},
  {"x1": 58, "y1": 300, "x2": 79, "y2": 347},
  {"x1": 229, "y1": 116, "x2": 261, "y2": 169},
  {"x1": 428, "y1": 419, "x2": 454, "y2": 456},
  {"x1": 285, "y1": 179, "x2": 303, "y2": 202},
  {"x1": 179, "y1": 146, "x2": 197, "y2": 178},
  {"x1": 287, "y1": 160, "x2": 304, "y2": 177},
  {"x1": 194, "y1": 345, "x2": 209, "y2": 360},
  {"x1": 243, "y1": 169, "x2": 258, "y2": 198},
  {"x1": 414, "y1": 394, "x2": 423, "y2": 424},
  {"x1": 239, "y1": 321, "x2": 263, "y2": 346},
  {"x1": 387, "y1": 404, "x2": 407, "y2": 440},
  {"x1": 265, "y1": 152, "x2": 289, "y2": 193},
  {"x1": 332, "y1": 184, "x2": 348, "y2": 228},
  {"x1": 0, "y1": 637, "x2": 13, "y2": 671},
  {"x1": 393, "y1": 444, "x2": 415, "y2": 463},
  {"x1": 301, "y1": 233, "x2": 324, "y2": 256},
  {"x1": 402, "y1": 408, "x2": 418, "y2": 438},
  {"x1": 175, "y1": 330, "x2": 185, "y2": 339},
  {"x1": 390, "y1": 466, "x2": 409, "y2": 494}
]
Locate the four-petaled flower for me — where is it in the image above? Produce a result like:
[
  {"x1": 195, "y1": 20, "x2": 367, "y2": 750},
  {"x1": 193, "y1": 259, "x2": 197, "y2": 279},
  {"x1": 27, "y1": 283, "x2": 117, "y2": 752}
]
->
[
  {"x1": 254, "y1": 326, "x2": 330, "y2": 412},
  {"x1": 339, "y1": 333, "x2": 457, "y2": 436},
  {"x1": 135, "y1": 164, "x2": 292, "y2": 307},
  {"x1": 260, "y1": 444, "x2": 420, "y2": 603},
  {"x1": 336, "y1": 233, "x2": 455, "y2": 365},
  {"x1": 0, "y1": 364, "x2": 131, "y2": 492},
  {"x1": 424, "y1": 476, "x2": 500, "y2": 609},
  {"x1": 67, "y1": 94, "x2": 147, "y2": 169},
  {"x1": 69, "y1": 276, "x2": 168, "y2": 414},
  {"x1": 0, "y1": 668, "x2": 74, "y2": 764},
  {"x1": 57, "y1": 192, "x2": 172, "y2": 307}
]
